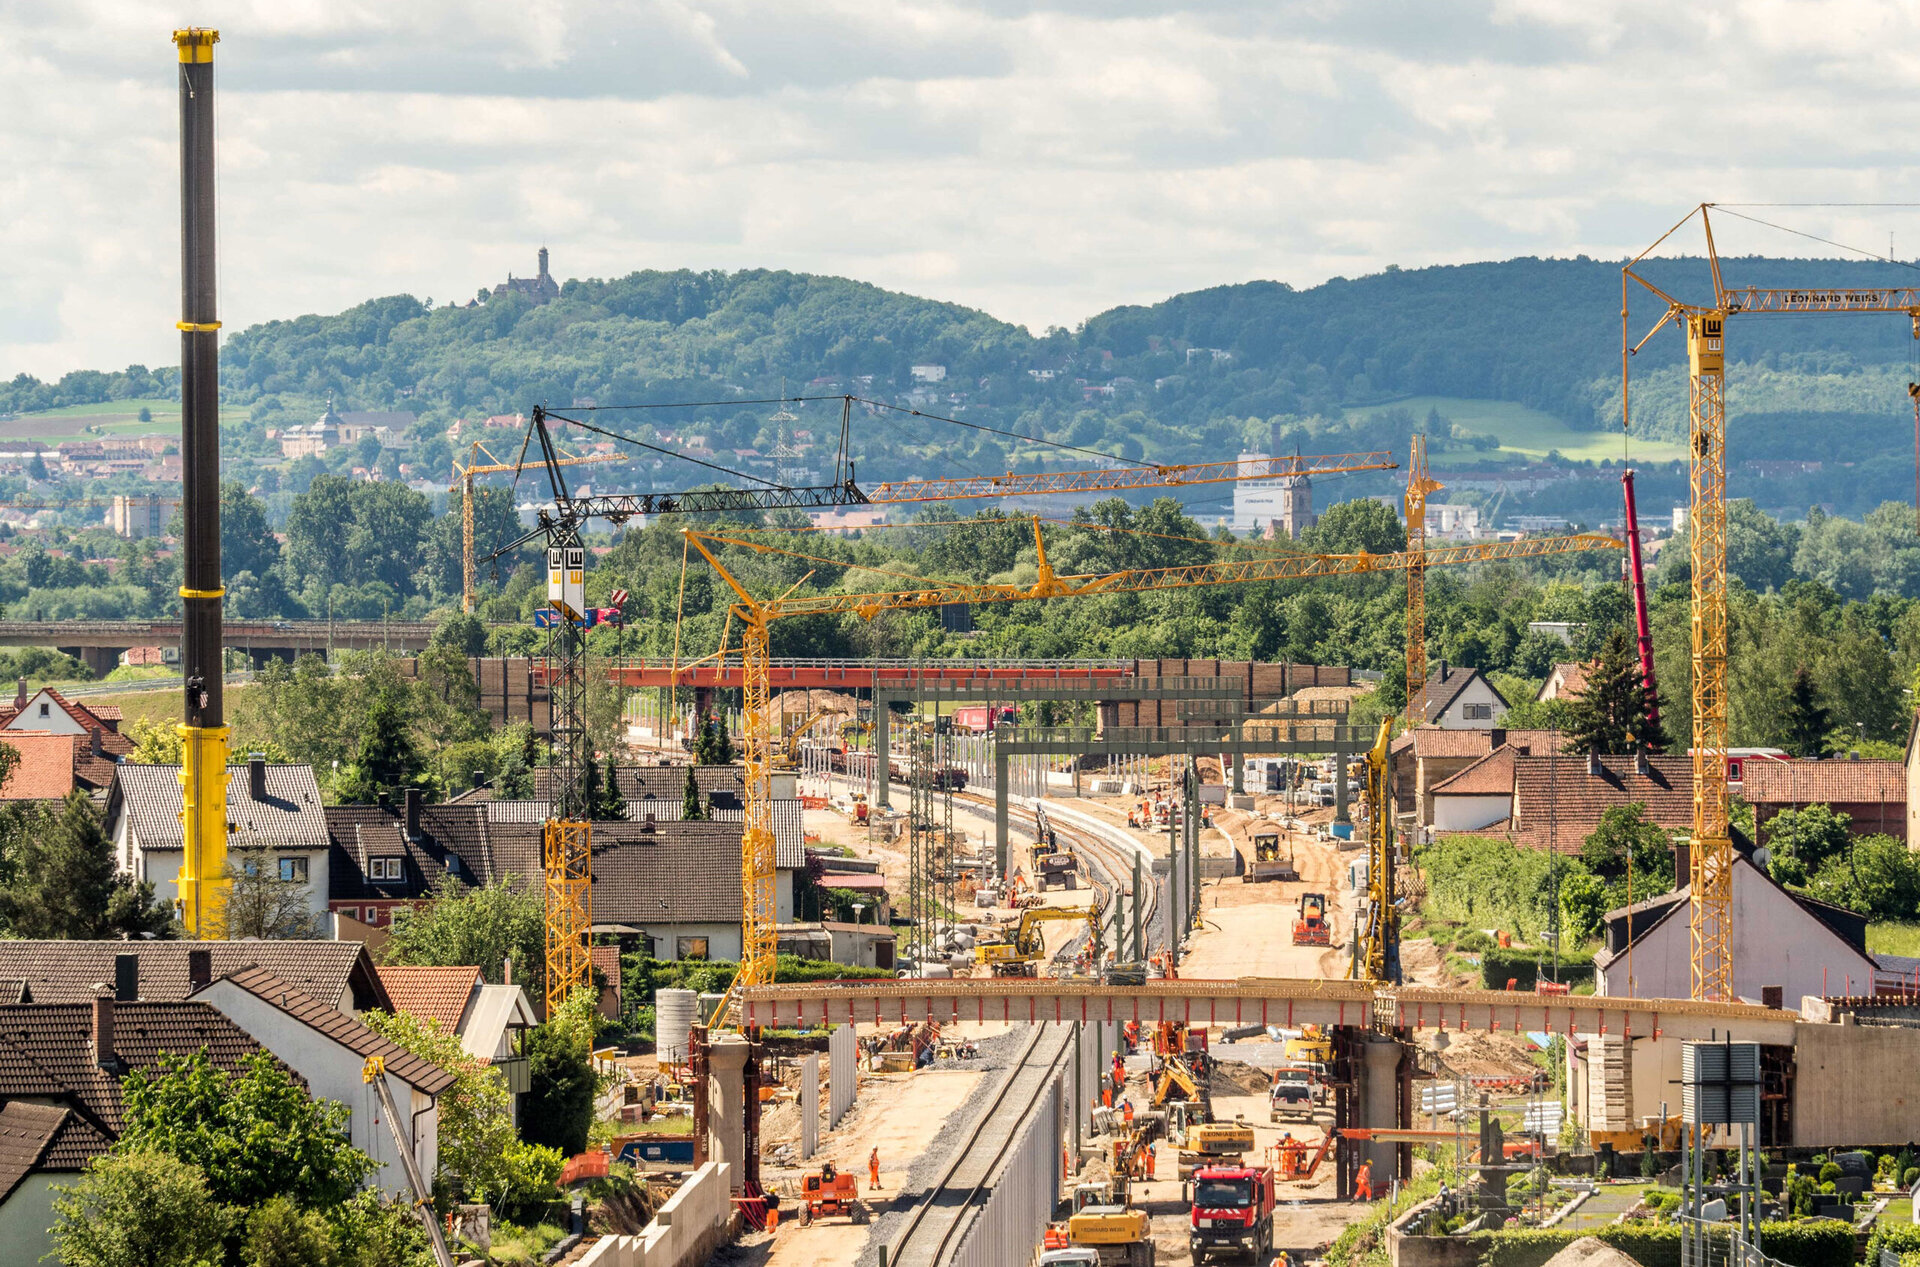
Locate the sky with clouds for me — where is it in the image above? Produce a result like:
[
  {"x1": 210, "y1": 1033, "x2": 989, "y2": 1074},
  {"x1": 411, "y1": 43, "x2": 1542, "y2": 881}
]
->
[{"x1": 6, "y1": 0, "x2": 1920, "y2": 380}]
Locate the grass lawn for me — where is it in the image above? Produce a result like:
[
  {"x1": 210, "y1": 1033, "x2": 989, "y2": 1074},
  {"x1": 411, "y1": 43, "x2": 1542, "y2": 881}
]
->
[
  {"x1": 1868, "y1": 922, "x2": 1920, "y2": 958},
  {"x1": 1343, "y1": 396, "x2": 1690, "y2": 466},
  {"x1": 77, "y1": 683, "x2": 254, "y2": 732}
]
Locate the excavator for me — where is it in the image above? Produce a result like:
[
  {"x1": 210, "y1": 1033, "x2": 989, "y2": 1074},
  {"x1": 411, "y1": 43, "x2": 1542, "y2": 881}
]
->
[
  {"x1": 974, "y1": 905, "x2": 1101, "y2": 976},
  {"x1": 1149, "y1": 1021, "x2": 1213, "y2": 1122},
  {"x1": 773, "y1": 707, "x2": 828, "y2": 771}
]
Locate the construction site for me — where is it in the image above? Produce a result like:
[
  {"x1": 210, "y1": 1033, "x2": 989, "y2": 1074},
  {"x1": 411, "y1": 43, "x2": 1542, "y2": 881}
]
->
[{"x1": 17, "y1": 17, "x2": 1920, "y2": 1267}]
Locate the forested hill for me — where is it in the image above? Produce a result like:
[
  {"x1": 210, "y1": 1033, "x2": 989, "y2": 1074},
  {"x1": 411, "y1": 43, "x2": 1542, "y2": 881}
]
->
[{"x1": 10, "y1": 253, "x2": 1920, "y2": 487}]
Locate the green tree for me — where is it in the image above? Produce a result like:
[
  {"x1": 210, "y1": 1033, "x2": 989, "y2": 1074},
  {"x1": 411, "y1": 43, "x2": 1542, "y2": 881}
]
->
[
  {"x1": 382, "y1": 875, "x2": 545, "y2": 997},
  {"x1": 1781, "y1": 666, "x2": 1832, "y2": 757},
  {"x1": 1558, "y1": 869, "x2": 1610, "y2": 942},
  {"x1": 1762, "y1": 803, "x2": 1854, "y2": 887},
  {"x1": 1301, "y1": 497, "x2": 1405, "y2": 555},
  {"x1": 335, "y1": 686, "x2": 425, "y2": 803},
  {"x1": 117, "y1": 1050, "x2": 376, "y2": 1210},
  {"x1": 681, "y1": 766, "x2": 707, "y2": 821},
  {"x1": 1566, "y1": 630, "x2": 1666, "y2": 755},
  {"x1": 1578, "y1": 804, "x2": 1676, "y2": 895},
  {"x1": 693, "y1": 714, "x2": 717, "y2": 765},
  {"x1": 593, "y1": 756, "x2": 627, "y2": 821},
  {"x1": 0, "y1": 792, "x2": 172, "y2": 939},
  {"x1": 430, "y1": 612, "x2": 488, "y2": 658},
  {"x1": 52, "y1": 1149, "x2": 230, "y2": 1267},
  {"x1": 1807, "y1": 833, "x2": 1920, "y2": 920},
  {"x1": 522, "y1": 988, "x2": 600, "y2": 1157},
  {"x1": 713, "y1": 711, "x2": 734, "y2": 764}
]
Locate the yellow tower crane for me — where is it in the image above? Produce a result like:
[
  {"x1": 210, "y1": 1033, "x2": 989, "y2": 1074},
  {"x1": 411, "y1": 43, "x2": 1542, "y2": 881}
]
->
[
  {"x1": 684, "y1": 520, "x2": 1624, "y2": 1018},
  {"x1": 1402, "y1": 436, "x2": 1444, "y2": 712},
  {"x1": 1624, "y1": 203, "x2": 1920, "y2": 1001},
  {"x1": 452, "y1": 441, "x2": 622, "y2": 613}
]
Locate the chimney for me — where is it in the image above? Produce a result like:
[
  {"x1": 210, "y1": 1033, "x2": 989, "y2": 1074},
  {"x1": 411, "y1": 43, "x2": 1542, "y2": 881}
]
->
[
  {"x1": 404, "y1": 787, "x2": 421, "y2": 841},
  {"x1": 1434, "y1": 659, "x2": 1447, "y2": 681},
  {"x1": 90, "y1": 727, "x2": 103, "y2": 759},
  {"x1": 187, "y1": 948, "x2": 212, "y2": 992},
  {"x1": 92, "y1": 993, "x2": 115, "y2": 1070},
  {"x1": 113, "y1": 953, "x2": 138, "y2": 1002},
  {"x1": 1586, "y1": 752, "x2": 1603, "y2": 777},
  {"x1": 503, "y1": 956, "x2": 513, "y2": 986},
  {"x1": 1761, "y1": 985, "x2": 1784, "y2": 1010},
  {"x1": 247, "y1": 754, "x2": 266, "y2": 803},
  {"x1": 11, "y1": 678, "x2": 23, "y2": 710},
  {"x1": 376, "y1": 790, "x2": 391, "y2": 808},
  {"x1": 1635, "y1": 748, "x2": 1652, "y2": 777}
]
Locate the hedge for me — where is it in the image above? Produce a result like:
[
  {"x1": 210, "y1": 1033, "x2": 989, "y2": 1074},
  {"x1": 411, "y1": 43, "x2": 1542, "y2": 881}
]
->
[
  {"x1": 1479, "y1": 946, "x2": 1596, "y2": 992},
  {"x1": 1866, "y1": 1221, "x2": 1920, "y2": 1266},
  {"x1": 1471, "y1": 1220, "x2": 1853, "y2": 1267}
]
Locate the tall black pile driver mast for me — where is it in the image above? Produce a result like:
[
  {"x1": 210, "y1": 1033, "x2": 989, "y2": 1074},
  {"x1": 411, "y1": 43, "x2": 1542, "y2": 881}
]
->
[{"x1": 174, "y1": 27, "x2": 229, "y2": 937}]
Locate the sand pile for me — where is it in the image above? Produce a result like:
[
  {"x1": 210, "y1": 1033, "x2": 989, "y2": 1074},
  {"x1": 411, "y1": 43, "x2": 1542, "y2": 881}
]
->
[{"x1": 1541, "y1": 1239, "x2": 1644, "y2": 1267}]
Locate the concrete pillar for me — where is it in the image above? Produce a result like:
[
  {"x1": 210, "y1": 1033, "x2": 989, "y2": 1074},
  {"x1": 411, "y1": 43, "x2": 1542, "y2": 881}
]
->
[
  {"x1": 873, "y1": 703, "x2": 891, "y2": 808},
  {"x1": 1185, "y1": 773, "x2": 1199, "y2": 930},
  {"x1": 706, "y1": 1035, "x2": 750, "y2": 1192},
  {"x1": 995, "y1": 751, "x2": 1010, "y2": 876},
  {"x1": 1231, "y1": 746, "x2": 1245, "y2": 795},
  {"x1": 1334, "y1": 738, "x2": 1351, "y2": 825},
  {"x1": 1355, "y1": 1033, "x2": 1404, "y2": 1190}
]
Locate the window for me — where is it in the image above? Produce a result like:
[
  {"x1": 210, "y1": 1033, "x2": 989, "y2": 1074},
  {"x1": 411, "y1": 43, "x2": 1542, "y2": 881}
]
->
[
  {"x1": 279, "y1": 856, "x2": 309, "y2": 883},
  {"x1": 36, "y1": 703, "x2": 48, "y2": 718},
  {"x1": 677, "y1": 936, "x2": 710, "y2": 961},
  {"x1": 338, "y1": 907, "x2": 359, "y2": 921},
  {"x1": 1462, "y1": 703, "x2": 1493, "y2": 720},
  {"x1": 370, "y1": 857, "x2": 403, "y2": 881}
]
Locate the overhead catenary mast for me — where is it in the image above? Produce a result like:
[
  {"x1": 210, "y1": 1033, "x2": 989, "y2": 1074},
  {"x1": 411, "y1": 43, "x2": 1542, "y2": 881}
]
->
[{"x1": 173, "y1": 26, "x2": 229, "y2": 937}]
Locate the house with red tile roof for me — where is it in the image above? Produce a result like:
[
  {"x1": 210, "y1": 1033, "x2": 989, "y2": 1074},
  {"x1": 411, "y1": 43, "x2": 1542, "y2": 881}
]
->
[
  {"x1": 1433, "y1": 751, "x2": 1694, "y2": 854},
  {"x1": 1390, "y1": 726, "x2": 1563, "y2": 828},
  {"x1": 0, "y1": 968, "x2": 281, "y2": 1265},
  {"x1": 1537, "y1": 661, "x2": 1596, "y2": 702},
  {"x1": 1743, "y1": 758, "x2": 1905, "y2": 843},
  {"x1": 375, "y1": 965, "x2": 535, "y2": 1122}
]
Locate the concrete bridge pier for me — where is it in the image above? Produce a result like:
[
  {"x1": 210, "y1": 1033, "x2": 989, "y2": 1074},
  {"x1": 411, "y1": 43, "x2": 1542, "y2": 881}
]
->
[{"x1": 63, "y1": 646, "x2": 126, "y2": 679}]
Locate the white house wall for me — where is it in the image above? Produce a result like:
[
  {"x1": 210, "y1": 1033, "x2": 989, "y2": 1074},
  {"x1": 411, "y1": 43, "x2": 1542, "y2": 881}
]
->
[
  {"x1": 194, "y1": 980, "x2": 438, "y2": 1197},
  {"x1": 1432, "y1": 794, "x2": 1512, "y2": 833},
  {"x1": 1598, "y1": 862, "x2": 1877, "y2": 1003},
  {"x1": 1435, "y1": 680, "x2": 1507, "y2": 729}
]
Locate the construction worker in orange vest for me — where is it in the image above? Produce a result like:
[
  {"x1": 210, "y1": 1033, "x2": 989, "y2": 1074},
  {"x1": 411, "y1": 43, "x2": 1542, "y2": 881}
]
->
[
  {"x1": 869, "y1": 1148, "x2": 882, "y2": 1191},
  {"x1": 1122, "y1": 1099, "x2": 1134, "y2": 1125},
  {"x1": 1355, "y1": 1159, "x2": 1375, "y2": 1201}
]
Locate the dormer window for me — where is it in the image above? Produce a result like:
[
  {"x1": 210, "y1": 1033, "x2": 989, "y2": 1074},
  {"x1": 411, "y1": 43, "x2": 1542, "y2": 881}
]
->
[{"x1": 369, "y1": 857, "x2": 403, "y2": 881}]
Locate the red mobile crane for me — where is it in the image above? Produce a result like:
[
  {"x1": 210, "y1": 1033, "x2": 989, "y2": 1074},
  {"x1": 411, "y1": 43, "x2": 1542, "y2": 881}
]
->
[{"x1": 1621, "y1": 469, "x2": 1659, "y2": 734}]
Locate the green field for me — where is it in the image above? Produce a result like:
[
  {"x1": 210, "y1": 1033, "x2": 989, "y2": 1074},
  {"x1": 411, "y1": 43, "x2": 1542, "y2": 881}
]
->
[
  {"x1": 1343, "y1": 396, "x2": 1689, "y2": 466},
  {"x1": 0, "y1": 397, "x2": 179, "y2": 443}
]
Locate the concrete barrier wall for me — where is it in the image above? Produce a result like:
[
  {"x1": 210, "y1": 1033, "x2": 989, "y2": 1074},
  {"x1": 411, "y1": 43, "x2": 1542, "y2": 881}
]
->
[
  {"x1": 952, "y1": 1072, "x2": 1063, "y2": 1267},
  {"x1": 575, "y1": 1162, "x2": 736, "y2": 1267},
  {"x1": 829, "y1": 1023, "x2": 857, "y2": 1128}
]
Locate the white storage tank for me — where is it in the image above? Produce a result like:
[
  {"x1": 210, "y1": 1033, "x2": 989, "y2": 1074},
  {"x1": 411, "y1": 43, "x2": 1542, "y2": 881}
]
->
[{"x1": 656, "y1": 988, "x2": 697, "y2": 1065}]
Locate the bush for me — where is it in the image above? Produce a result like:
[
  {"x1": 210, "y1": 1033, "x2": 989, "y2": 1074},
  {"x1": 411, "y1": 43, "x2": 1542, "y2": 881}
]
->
[
  {"x1": 1817, "y1": 1161, "x2": 1841, "y2": 1184},
  {"x1": 1456, "y1": 930, "x2": 1494, "y2": 953},
  {"x1": 244, "y1": 1197, "x2": 335, "y2": 1267},
  {"x1": 1905, "y1": 1166, "x2": 1919, "y2": 1187},
  {"x1": 1480, "y1": 946, "x2": 1596, "y2": 991},
  {"x1": 1866, "y1": 1222, "x2": 1920, "y2": 1267},
  {"x1": 52, "y1": 1150, "x2": 232, "y2": 1267}
]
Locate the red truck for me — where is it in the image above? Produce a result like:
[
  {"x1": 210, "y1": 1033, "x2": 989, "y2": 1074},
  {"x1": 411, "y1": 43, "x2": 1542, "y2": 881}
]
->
[
  {"x1": 952, "y1": 705, "x2": 1017, "y2": 733},
  {"x1": 1188, "y1": 1163, "x2": 1274, "y2": 1263}
]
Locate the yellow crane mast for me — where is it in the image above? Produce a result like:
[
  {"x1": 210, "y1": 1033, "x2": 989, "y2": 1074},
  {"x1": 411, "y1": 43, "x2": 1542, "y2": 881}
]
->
[
  {"x1": 1403, "y1": 436, "x2": 1444, "y2": 708},
  {"x1": 1625, "y1": 203, "x2": 1920, "y2": 1001},
  {"x1": 452, "y1": 441, "x2": 621, "y2": 613},
  {"x1": 684, "y1": 519, "x2": 1623, "y2": 1016}
]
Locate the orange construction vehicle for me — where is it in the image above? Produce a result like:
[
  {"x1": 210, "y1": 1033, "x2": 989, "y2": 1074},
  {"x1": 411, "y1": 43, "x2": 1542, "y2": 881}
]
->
[
  {"x1": 798, "y1": 1162, "x2": 869, "y2": 1225},
  {"x1": 1292, "y1": 892, "x2": 1330, "y2": 947}
]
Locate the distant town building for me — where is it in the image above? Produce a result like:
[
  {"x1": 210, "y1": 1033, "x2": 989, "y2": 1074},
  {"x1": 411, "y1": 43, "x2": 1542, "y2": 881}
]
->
[
  {"x1": 909, "y1": 365, "x2": 947, "y2": 383},
  {"x1": 279, "y1": 397, "x2": 342, "y2": 459},
  {"x1": 110, "y1": 494, "x2": 168, "y2": 539},
  {"x1": 1234, "y1": 427, "x2": 1319, "y2": 537},
  {"x1": 1423, "y1": 503, "x2": 1482, "y2": 541},
  {"x1": 493, "y1": 247, "x2": 560, "y2": 305}
]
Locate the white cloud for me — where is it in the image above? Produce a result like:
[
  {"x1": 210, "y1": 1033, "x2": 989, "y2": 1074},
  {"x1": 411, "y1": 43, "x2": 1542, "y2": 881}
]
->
[{"x1": 6, "y1": 0, "x2": 1920, "y2": 378}]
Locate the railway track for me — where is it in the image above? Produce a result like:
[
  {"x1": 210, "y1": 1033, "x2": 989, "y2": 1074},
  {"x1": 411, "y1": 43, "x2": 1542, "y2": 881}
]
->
[{"x1": 885, "y1": 1022, "x2": 1076, "y2": 1267}]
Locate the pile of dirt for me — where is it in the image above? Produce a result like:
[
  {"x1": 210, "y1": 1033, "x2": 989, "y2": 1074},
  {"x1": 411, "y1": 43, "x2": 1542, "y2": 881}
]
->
[
  {"x1": 773, "y1": 689, "x2": 860, "y2": 718},
  {"x1": 1209, "y1": 1057, "x2": 1273, "y2": 1096},
  {"x1": 1434, "y1": 1031, "x2": 1543, "y2": 1083},
  {"x1": 1541, "y1": 1239, "x2": 1644, "y2": 1267}
]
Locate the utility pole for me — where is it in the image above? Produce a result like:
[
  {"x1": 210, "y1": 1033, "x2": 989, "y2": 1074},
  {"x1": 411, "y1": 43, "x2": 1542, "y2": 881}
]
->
[{"x1": 173, "y1": 26, "x2": 228, "y2": 938}]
